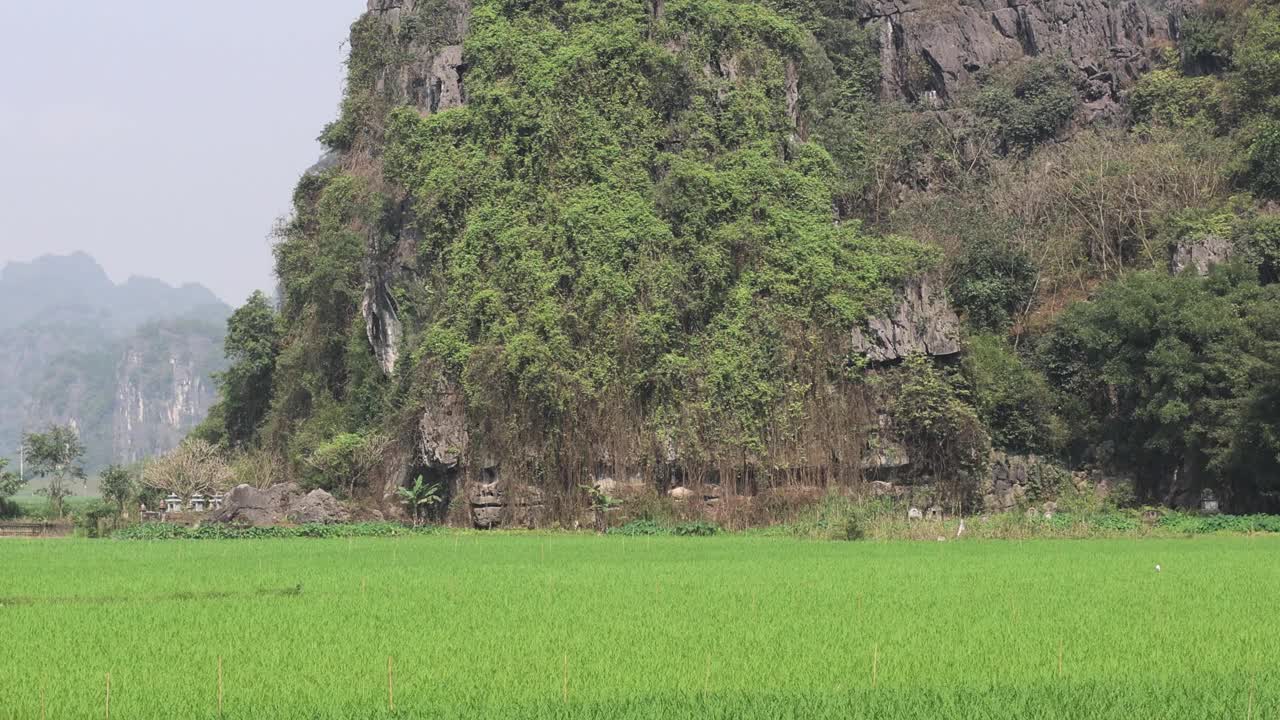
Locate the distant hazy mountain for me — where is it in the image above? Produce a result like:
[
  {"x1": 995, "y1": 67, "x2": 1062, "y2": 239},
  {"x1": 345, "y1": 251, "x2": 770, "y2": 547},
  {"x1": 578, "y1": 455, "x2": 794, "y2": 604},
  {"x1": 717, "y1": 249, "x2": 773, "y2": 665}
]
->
[{"x1": 0, "y1": 253, "x2": 231, "y2": 472}]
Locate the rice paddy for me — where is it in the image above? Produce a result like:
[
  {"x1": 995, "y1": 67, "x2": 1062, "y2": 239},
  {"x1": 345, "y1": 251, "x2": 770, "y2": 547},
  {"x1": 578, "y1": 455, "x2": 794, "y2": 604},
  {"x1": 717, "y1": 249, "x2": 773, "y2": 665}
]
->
[{"x1": 1, "y1": 534, "x2": 1277, "y2": 718}]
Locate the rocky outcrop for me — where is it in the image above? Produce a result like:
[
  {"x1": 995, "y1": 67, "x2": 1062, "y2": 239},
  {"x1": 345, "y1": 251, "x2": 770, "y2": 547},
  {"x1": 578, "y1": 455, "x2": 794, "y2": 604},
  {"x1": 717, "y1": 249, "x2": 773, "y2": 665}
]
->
[
  {"x1": 112, "y1": 329, "x2": 222, "y2": 465},
  {"x1": 419, "y1": 374, "x2": 468, "y2": 469},
  {"x1": 213, "y1": 484, "x2": 351, "y2": 526},
  {"x1": 1171, "y1": 234, "x2": 1233, "y2": 276},
  {"x1": 357, "y1": 1, "x2": 472, "y2": 378},
  {"x1": 369, "y1": 0, "x2": 471, "y2": 115},
  {"x1": 982, "y1": 452, "x2": 1072, "y2": 511},
  {"x1": 852, "y1": 277, "x2": 961, "y2": 363},
  {"x1": 362, "y1": 279, "x2": 402, "y2": 376},
  {"x1": 468, "y1": 481, "x2": 545, "y2": 529},
  {"x1": 866, "y1": 0, "x2": 1189, "y2": 119}
]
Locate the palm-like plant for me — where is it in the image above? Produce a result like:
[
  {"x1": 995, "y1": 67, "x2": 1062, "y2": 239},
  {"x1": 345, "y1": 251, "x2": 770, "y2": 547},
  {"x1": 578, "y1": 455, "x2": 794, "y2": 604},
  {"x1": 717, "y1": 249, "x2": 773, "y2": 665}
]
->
[{"x1": 396, "y1": 475, "x2": 442, "y2": 527}]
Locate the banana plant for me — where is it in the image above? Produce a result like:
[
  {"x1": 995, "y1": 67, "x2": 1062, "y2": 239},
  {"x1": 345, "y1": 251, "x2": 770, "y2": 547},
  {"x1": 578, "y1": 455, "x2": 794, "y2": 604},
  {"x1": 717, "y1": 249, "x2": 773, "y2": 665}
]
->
[{"x1": 396, "y1": 475, "x2": 442, "y2": 527}]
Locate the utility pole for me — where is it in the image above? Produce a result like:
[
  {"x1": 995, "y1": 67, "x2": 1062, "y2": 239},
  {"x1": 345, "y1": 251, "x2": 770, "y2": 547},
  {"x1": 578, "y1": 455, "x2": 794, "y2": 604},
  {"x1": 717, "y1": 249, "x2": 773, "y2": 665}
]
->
[{"x1": 18, "y1": 443, "x2": 23, "y2": 481}]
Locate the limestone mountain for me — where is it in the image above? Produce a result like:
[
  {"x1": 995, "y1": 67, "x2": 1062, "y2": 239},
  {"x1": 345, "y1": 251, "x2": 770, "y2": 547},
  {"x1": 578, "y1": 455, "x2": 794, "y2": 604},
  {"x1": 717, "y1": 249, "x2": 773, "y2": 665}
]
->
[
  {"x1": 0, "y1": 254, "x2": 230, "y2": 471},
  {"x1": 210, "y1": 0, "x2": 1280, "y2": 518}
]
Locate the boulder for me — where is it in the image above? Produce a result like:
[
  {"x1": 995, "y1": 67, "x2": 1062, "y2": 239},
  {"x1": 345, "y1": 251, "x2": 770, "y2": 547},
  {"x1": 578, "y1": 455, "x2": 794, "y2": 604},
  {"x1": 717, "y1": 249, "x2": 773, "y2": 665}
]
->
[
  {"x1": 669, "y1": 486, "x2": 695, "y2": 501},
  {"x1": 908, "y1": 507, "x2": 923, "y2": 521},
  {"x1": 287, "y1": 489, "x2": 351, "y2": 525},
  {"x1": 212, "y1": 483, "x2": 347, "y2": 527}
]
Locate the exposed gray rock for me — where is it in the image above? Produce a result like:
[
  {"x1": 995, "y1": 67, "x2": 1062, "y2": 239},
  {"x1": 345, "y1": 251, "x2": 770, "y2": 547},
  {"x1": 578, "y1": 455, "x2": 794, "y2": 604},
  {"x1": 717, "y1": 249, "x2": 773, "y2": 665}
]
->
[
  {"x1": 212, "y1": 484, "x2": 350, "y2": 526},
  {"x1": 852, "y1": 277, "x2": 961, "y2": 363},
  {"x1": 288, "y1": 489, "x2": 351, "y2": 525},
  {"x1": 864, "y1": 402, "x2": 913, "y2": 473},
  {"x1": 369, "y1": 0, "x2": 472, "y2": 114},
  {"x1": 908, "y1": 507, "x2": 923, "y2": 520},
  {"x1": 303, "y1": 151, "x2": 341, "y2": 177},
  {"x1": 984, "y1": 452, "x2": 1073, "y2": 512},
  {"x1": 362, "y1": 280, "x2": 402, "y2": 377},
  {"x1": 669, "y1": 486, "x2": 695, "y2": 501},
  {"x1": 866, "y1": 0, "x2": 1190, "y2": 118},
  {"x1": 1171, "y1": 234, "x2": 1232, "y2": 276},
  {"x1": 467, "y1": 481, "x2": 545, "y2": 529},
  {"x1": 213, "y1": 483, "x2": 300, "y2": 527},
  {"x1": 419, "y1": 375, "x2": 468, "y2": 469}
]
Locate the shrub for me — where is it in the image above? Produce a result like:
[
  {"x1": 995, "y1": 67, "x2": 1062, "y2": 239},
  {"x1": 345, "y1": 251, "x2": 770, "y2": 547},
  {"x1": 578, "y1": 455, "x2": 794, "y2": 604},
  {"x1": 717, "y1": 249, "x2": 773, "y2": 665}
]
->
[
  {"x1": 891, "y1": 355, "x2": 991, "y2": 500},
  {"x1": 963, "y1": 334, "x2": 1065, "y2": 455},
  {"x1": 948, "y1": 237, "x2": 1038, "y2": 330},
  {"x1": 973, "y1": 59, "x2": 1078, "y2": 153},
  {"x1": 607, "y1": 519, "x2": 668, "y2": 537},
  {"x1": 1237, "y1": 118, "x2": 1280, "y2": 199},
  {"x1": 1128, "y1": 65, "x2": 1220, "y2": 129},
  {"x1": 672, "y1": 521, "x2": 721, "y2": 537},
  {"x1": 1233, "y1": 213, "x2": 1280, "y2": 284}
]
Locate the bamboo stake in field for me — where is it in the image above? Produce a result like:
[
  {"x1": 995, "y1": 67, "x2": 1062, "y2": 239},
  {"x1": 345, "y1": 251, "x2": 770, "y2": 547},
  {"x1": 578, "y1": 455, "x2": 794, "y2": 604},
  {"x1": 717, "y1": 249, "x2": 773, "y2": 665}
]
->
[
  {"x1": 218, "y1": 655, "x2": 224, "y2": 718},
  {"x1": 562, "y1": 653, "x2": 569, "y2": 703},
  {"x1": 872, "y1": 644, "x2": 879, "y2": 689},
  {"x1": 1247, "y1": 671, "x2": 1256, "y2": 720},
  {"x1": 1057, "y1": 639, "x2": 1064, "y2": 678},
  {"x1": 388, "y1": 656, "x2": 395, "y2": 712},
  {"x1": 704, "y1": 653, "x2": 711, "y2": 698},
  {"x1": 105, "y1": 672, "x2": 111, "y2": 720},
  {"x1": 40, "y1": 681, "x2": 45, "y2": 720}
]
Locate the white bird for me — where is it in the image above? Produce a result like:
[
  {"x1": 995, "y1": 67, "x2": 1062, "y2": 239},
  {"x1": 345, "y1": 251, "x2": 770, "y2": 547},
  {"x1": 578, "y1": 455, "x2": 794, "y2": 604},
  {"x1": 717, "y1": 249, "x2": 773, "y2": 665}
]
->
[{"x1": 1155, "y1": 564, "x2": 1162, "y2": 572}]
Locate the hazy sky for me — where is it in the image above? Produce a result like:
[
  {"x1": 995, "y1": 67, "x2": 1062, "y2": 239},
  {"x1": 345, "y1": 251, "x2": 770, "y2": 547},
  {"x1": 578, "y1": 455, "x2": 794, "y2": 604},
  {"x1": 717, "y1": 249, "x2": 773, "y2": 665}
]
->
[{"x1": 0, "y1": 1, "x2": 366, "y2": 306}]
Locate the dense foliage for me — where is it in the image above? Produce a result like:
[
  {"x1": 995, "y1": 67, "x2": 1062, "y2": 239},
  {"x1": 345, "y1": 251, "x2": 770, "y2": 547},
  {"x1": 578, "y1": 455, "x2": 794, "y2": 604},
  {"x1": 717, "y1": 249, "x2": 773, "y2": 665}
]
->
[{"x1": 1038, "y1": 265, "x2": 1280, "y2": 508}]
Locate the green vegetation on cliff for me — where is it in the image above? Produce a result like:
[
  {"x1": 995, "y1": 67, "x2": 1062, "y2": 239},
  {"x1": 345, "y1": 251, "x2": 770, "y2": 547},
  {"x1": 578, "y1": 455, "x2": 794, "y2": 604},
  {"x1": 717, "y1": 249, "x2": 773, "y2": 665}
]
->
[{"x1": 246, "y1": 0, "x2": 935, "y2": 498}]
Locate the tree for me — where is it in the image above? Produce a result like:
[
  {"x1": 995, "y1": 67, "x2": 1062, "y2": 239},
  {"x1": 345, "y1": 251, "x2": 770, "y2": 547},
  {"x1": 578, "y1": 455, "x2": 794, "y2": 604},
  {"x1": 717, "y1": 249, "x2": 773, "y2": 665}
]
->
[
  {"x1": 23, "y1": 425, "x2": 86, "y2": 518},
  {"x1": 1038, "y1": 264, "x2": 1280, "y2": 508},
  {"x1": 99, "y1": 465, "x2": 137, "y2": 517},
  {"x1": 963, "y1": 334, "x2": 1064, "y2": 455},
  {"x1": 142, "y1": 440, "x2": 234, "y2": 500},
  {"x1": 396, "y1": 475, "x2": 441, "y2": 527},
  {"x1": 890, "y1": 355, "x2": 991, "y2": 507},
  {"x1": 216, "y1": 291, "x2": 281, "y2": 447},
  {"x1": 0, "y1": 458, "x2": 24, "y2": 508}
]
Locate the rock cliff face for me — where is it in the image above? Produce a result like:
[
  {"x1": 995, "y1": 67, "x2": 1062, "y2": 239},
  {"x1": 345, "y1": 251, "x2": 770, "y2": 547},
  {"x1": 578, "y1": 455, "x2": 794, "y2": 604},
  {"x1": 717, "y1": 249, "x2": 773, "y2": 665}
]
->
[
  {"x1": 851, "y1": 277, "x2": 961, "y2": 363},
  {"x1": 360, "y1": 0, "x2": 473, "y2": 378},
  {"x1": 0, "y1": 254, "x2": 228, "y2": 470},
  {"x1": 865, "y1": 0, "x2": 1189, "y2": 119},
  {"x1": 111, "y1": 327, "x2": 223, "y2": 465}
]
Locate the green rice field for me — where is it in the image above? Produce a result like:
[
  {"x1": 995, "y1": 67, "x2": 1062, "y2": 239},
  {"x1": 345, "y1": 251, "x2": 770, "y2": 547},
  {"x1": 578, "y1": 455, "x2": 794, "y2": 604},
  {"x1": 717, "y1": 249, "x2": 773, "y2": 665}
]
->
[{"x1": 1, "y1": 534, "x2": 1277, "y2": 718}]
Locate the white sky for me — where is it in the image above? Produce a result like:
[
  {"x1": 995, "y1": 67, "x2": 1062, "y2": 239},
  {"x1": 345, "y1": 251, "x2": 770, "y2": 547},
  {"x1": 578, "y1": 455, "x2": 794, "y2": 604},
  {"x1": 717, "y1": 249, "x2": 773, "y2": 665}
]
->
[{"x1": 0, "y1": 1, "x2": 366, "y2": 306}]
